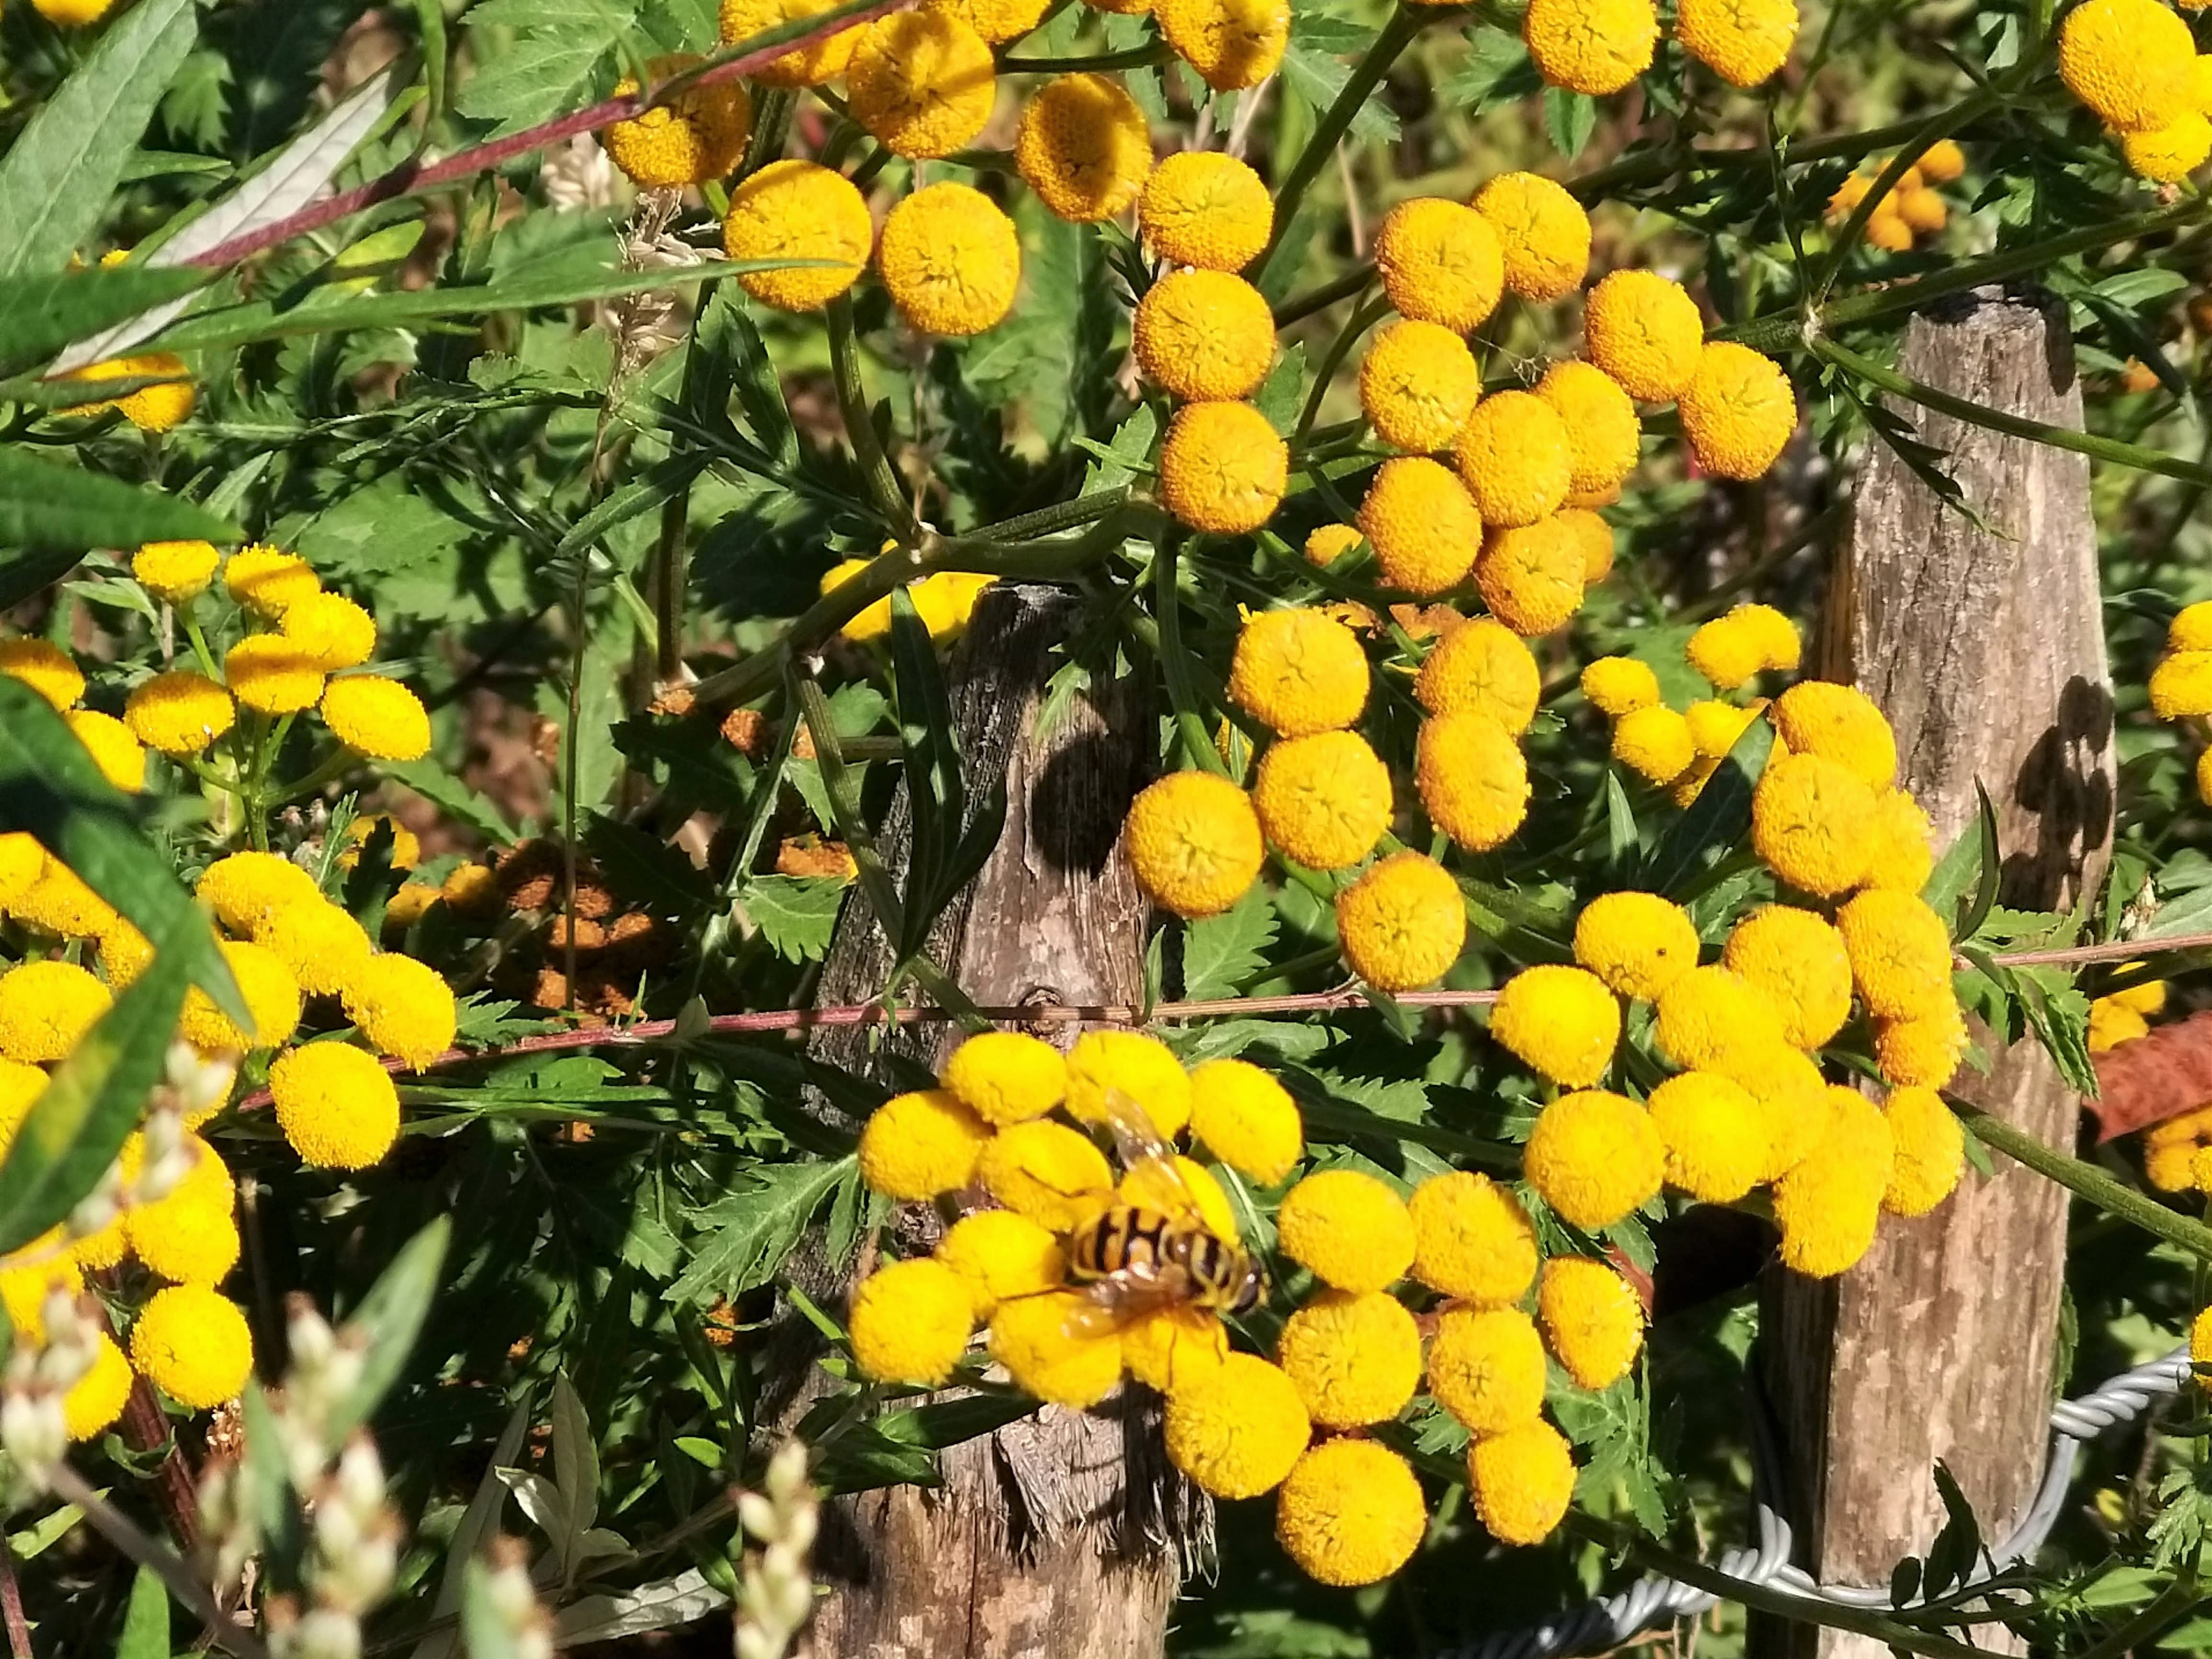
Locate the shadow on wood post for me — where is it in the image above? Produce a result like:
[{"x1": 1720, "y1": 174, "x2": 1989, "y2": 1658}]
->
[
  {"x1": 787, "y1": 582, "x2": 1203, "y2": 1659},
  {"x1": 1757, "y1": 285, "x2": 2116, "y2": 1659}
]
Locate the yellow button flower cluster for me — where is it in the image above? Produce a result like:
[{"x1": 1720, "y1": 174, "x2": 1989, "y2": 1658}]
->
[
  {"x1": 0, "y1": 547, "x2": 434, "y2": 775},
  {"x1": 2149, "y1": 602, "x2": 2212, "y2": 808},
  {"x1": 839, "y1": 1024, "x2": 1695, "y2": 1581}
]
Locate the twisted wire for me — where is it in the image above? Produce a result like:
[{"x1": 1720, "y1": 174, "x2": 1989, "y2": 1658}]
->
[{"x1": 1448, "y1": 1349, "x2": 2195, "y2": 1659}]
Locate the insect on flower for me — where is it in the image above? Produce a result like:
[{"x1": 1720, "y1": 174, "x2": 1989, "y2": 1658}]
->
[{"x1": 1057, "y1": 1089, "x2": 1264, "y2": 1343}]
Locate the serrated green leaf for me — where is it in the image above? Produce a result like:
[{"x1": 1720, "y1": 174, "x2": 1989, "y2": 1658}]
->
[
  {"x1": 456, "y1": 0, "x2": 645, "y2": 136},
  {"x1": 738, "y1": 874, "x2": 848, "y2": 964},
  {"x1": 0, "y1": 0, "x2": 200, "y2": 283},
  {"x1": 1181, "y1": 888, "x2": 1278, "y2": 1000},
  {"x1": 1280, "y1": 11, "x2": 1399, "y2": 142},
  {"x1": 1443, "y1": 22, "x2": 1540, "y2": 109},
  {"x1": 585, "y1": 812, "x2": 715, "y2": 921},
  {"x1": 383, "y1": 757, "x2": 518, "y2": 847},
  {"x1": 1254, "y1": 343, "x2": 1307, "y2": 436},
  {"x1": 1544, "y1": 87, "x2": 1597, "y2": 160},
  {"x1": 2017, "y1": 966, "x2": 2098, "y2": 1097},
  {"x1": 668, "y1": 1157, "x2": 853, "y2": 1305}
]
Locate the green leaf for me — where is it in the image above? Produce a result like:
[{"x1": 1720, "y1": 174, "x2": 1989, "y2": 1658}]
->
[
  {"x1": 1280, "y1": 9, "x2": 1399, "y2": 142},
  {"x1": 147, "y1": 247, "x2": 805, "y2": 353},
  {"x1": 668, "y1": 1157, "x2": 854, "y2": 1306},
  {"x1": 1441, "y1": 23, "x2": 1540, "y2": 109},
  {"x1": 1254, "y1": 343, "x2": 1307, "y2": 436},
  {"x1": 1921, "y1": 797, "x2": 1984, "y2": 930},
  {"x1": 1648, "y1": 715, "x2": 1773, "y2": 897},
  {"x1": 2137, "y1": 875, "x2": 2212, "y2": 942},
  {"x1": 0, "y1": 451, "x2": 242, "y2": 555},
  {"x1": 0, "y1": 945, "x2": 188, "y2": 1256},
  {"x1": 462, "y1": 1557, "x2": 531, "y2": 1659},
  {"x1": 737, "y1": 874, "x2": 848, "y2": 964},
  {"x1": 8, "y1": 1502, "x2": 85, "y2": 1560},
  {"x1": 455, "y1": 0, "x2": 645, "y2": 136},
  {"x1": 328, "y1": 1217, "x2": 450, "y2": 1443},
  {"x1": 2088, "y1": 269, "x2": 2189, "y2": 310},
  {"x1": 889, "y1": 587, "x2": 966, "y2": 960},
  {"x1": 584, "y1": 812, "x2": 715, "y2": 921},
  {"x1": 1955, "y1": 782, "x2": 2002, "y2": 943},
  {"x1": 1544, "y1": 87, "x2": 1597, "y2": 160},
  {"x1": 0, "y1": 548, "x2": 88, "y2": 613},
  {"x1": 1081, "y1": 404, "x2": 1158, "y2": 494},
  {"x1": 0, "y1": 0, "x2": 200, "y2": 283},
  {"x1": 113, "y1": 1565, "x2": 170, "y2": 1659},
  {"x1": 383, "y1": 757, "x2": 518, "y2": 847},
  {"x1": 2016, "y1": 966, "x2": 2098, "y2": 1097},
  {"x1": 0, "y1": 265, "x2": 213, "y2": 377},
  {"x1": 0, "y1": 679, "x2": 243, "y2": 1026},
  {"x1": 1182, "y1": 888, "x2": 1278, "y2": 1000}
]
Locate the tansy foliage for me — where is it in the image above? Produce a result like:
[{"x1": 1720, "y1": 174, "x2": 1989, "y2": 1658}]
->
[{"x1": 5, "y1": 0, "x2": 2211, "y2": 1643}]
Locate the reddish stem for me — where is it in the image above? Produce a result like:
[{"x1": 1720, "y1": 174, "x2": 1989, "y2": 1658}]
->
[
  {"x1": 233, "y1": 987, "x2": 1505, "y2": 1107},
  {"x1": 182, "y1": 0, "x2": 908, "y2": 272},
  {"x1": 87, "y1": 1278, "x2": 202, "y2": 1554},
  {"x1": 0, "y1": 1543, "x2": 29, "y2": 1659},
  {"x1": 226, "y1": 931, "x2": 2212, "y2": 1110}
]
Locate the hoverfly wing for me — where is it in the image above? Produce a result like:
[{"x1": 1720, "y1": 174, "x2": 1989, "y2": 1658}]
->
[
  {"x1": 1060, "y1": 1268, "x2": 1184, "y2": 1341},
  {"x1": 1098, "y1": 1085, "x2": 1196, "y2": 1200}
]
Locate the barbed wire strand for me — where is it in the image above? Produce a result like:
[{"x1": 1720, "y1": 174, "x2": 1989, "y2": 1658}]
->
[{"x1": 1448, "y1": 1349, "x2": 2196, "y2": 1659}]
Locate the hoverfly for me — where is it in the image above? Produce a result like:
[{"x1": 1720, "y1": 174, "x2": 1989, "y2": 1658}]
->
[{"x1": 1058, "y1": 1088, "x2": 1265, "y2": 1342}]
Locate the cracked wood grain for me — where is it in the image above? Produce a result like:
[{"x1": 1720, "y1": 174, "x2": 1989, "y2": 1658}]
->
[
  {"x1": 1763, "y1": 286, "x2": 2114, "y2": 1659},
  {"x1": 794, "y1": 583, "x2": 1199, "y2": 1659}
]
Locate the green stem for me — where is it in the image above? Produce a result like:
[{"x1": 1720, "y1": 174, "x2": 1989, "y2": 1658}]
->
[
  {"x1": 1957, "y1": 1103, "x2": 2212, "y2": 1260},
  {"x1": 1813, "y1": 334, "x2": 2212, "y2": 490},
  {"x1": 796, "y1": 677, "x2": 907, "y2": 946},
  {"x1": 826, "y1": 294, "x2": 919, "y2": 540},
  {"x1": 1295, "y1": 293, "x2": 1391, "y2": 447},
  {"x1": 1567, "y1": 111, "x2": 1965, "y2": 205},
  {"x1": 966, "y1": 486, "x2": 1130, "y2": 542},
  {"x1": 2073, "y1": 1567, "x2": 2202, "y2": 1659},
  {"x1": 1297, "y1": 1098, "x2": 1518, "y2": 1170},
  {"x1": 690, "y1": 507, "x2": 1149, "y2": 706},
  {"x1": 1252, "y1": 3, "x2": 1428, "y2": 288},
  {"x1": 1723, "y1": 198, "x2": 2212, "y2": 353},
  {"x1": 264, "y1": 744, "x2": 362, "y2": 807},
  {"x1": 998, "y1": 41, "x2": 1166, "y2": 70},
  {"x1": 1809, "y1": 88, "x2": 2003, "y2": 307},
  {"x1": 1570, "y1": 1517, "x2": 2015, "y2": 1659},
  {"x1": 1153, "y1": 536, "x2": 1227, "y2": 776},
  {"x1": 1272, "y1": 265, "x2": 1374, "y2": 330},
  {"x1": 182, "y1": 613, "x2": 221, "y2": 681},
  {"x1": 241, "y1": 713, "x2": 273, "y2": 851}
]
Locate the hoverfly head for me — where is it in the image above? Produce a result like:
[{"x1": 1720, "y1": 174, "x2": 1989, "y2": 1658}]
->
[{"x1": 1229, "y1": 1255, "x2": 1265, "y2": 1317}]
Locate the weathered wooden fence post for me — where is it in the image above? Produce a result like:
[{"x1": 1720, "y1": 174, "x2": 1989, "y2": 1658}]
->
[
  {"x1": 1761, "y1": 286, "x2": 2116, "y2": 1659},
  {"x1": 798, "y1": 583, "x2": 1194, "y2": 1659}
]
